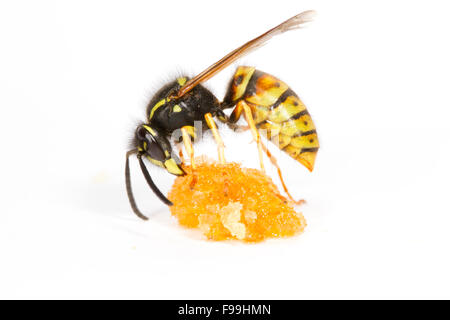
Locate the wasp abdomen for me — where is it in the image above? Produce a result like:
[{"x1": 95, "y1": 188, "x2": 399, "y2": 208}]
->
[{"x1": 225, "y1": 66, "x2": 319, "y2": 171}]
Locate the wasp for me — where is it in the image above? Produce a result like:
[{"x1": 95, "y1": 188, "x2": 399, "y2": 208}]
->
[{"x1": 126, "y1": 10, "x2": 319, "y2": 220}]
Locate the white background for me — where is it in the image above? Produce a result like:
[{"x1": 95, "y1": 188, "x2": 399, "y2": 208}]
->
[{"x1": 1, "y1": 0, "x2": 450, "y2": 299}]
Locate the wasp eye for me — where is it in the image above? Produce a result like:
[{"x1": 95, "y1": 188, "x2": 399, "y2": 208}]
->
[{"x1": 147, "y1": 139, "x2": 166, "y2": 161}]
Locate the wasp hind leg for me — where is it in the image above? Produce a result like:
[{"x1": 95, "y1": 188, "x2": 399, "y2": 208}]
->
[
  {"x1": 259, "y1": 143, "x2": 305, "y2": 205},
  {"x1": 228, "y1": 101, "x2": 304, "y2": 205},
  {"x1": 205, "y1": 113, "x2": 226, "y2": 164}
]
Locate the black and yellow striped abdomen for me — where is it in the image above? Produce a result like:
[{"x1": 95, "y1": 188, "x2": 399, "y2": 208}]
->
[{"x1": 225, "y1": 66, "x2": 319, "y2": 171}]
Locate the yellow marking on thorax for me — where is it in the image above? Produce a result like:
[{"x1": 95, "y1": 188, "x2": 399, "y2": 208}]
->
[
  {"x1": 245, "y1": 75, "x2": 288, "y2": 107},
  {"x1": 142, "y1": 125, "x2": 157, "y2": 136},
  {"x1": 231, "y1": 66, "x2": 255, "y2": 101},
  {"x1": 177, "y1": 77, "x2": 187, "y2": 86},
  {"x1": 149, "y1": 98, "x2": 169, "y2": 120},
  {"x1": 173, "y1": 104, "x2": 182, "y2": 112}
]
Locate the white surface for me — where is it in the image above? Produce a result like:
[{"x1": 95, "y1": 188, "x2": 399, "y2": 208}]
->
[{"x1": 1, "y1": 0, "x2": 450, "y2": 299}]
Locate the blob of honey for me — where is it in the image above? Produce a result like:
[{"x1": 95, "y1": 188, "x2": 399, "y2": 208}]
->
[{"x1": 168, "y1": 159, "x2": 306, "y2": 242}]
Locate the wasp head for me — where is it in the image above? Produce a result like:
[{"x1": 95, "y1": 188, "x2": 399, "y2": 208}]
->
[{"x1": 134, "y1": 125, "x2": 184, "y2": 176}]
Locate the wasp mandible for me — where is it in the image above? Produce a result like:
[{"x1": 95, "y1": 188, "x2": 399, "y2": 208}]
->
[{"x1": 126, "y1": 10, "x2": 319, "y2": 220}]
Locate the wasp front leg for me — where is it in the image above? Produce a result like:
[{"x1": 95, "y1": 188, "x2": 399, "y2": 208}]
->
[
  {"x1": 174, "y1": 141, "x2": 185, "y2": 164},
  {"x1": 181, "y1": 126, "x2": 196, "y2": 170},
  {"x1": 205, "y1": 113, "x2": 226, "y2": 164}
]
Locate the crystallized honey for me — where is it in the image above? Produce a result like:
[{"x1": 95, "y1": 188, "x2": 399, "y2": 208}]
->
[{"x1": 168, "y1": 159, "x2": 306, "y2": 242}]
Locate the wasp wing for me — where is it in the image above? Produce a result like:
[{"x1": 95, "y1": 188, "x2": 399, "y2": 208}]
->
[{"x1": 175, "y1": 10, "x2": 316, "y2": 98}]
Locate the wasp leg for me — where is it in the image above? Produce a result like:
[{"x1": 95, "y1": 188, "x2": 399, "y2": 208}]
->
[
  {"x1": 260, "y1": 143, "x2": 305, "y2": 205},
  {"x1": 235, "y1": 125, "x2": 250, "y2": 132},
  {"x1": 218, "y1": 103, "x2": 250, "y2": 132},
  {"x1": 228, "y1": 123, "x2": 250, "y2": 132},
  {"x1": 239, "y1": 100, "x2": 266, "y2": 172},
  {"x1": 229, "y1": 101, "x2": 243, "y2": 123},
  {"x1": 205, "y1": 112, "x2": 226, "y2": 164},
  {"x1": 181, "y1": 126, "x2": 196, "y2": 170},
  {"x1": 175, "y1": 141, "x2": 185, "y2": 163},
  {"x1": 215, "y1": 109, "x2": 228, "y2": 124}
]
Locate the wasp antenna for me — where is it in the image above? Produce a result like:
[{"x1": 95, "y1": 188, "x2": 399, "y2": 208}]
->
[
  {"x1": 175, "y1": 10, "x2": 317, "y2": 98},
  {"x1": 138, "y1": 155, "x2": 174, "y2": 207},
  {"x1": 125, "y1": 150, "x2": 149, "y2": 220}
]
